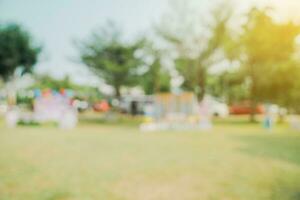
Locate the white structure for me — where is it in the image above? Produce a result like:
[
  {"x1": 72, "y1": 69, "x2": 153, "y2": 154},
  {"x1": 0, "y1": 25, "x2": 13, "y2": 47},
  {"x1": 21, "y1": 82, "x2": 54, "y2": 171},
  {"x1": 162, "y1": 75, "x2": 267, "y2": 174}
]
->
[
  {"x1": 34, "y1": 95, "x2": 78, "y2": 129},
  {"x1": 289, "y1": 115, "x2": 300, "y2": 130},
  {"x1": 5, "y1": 108, "x2": 19, "y2": 128},
  {"x1": 59, "y1": 109, "x2": 78, "y2": 130}
]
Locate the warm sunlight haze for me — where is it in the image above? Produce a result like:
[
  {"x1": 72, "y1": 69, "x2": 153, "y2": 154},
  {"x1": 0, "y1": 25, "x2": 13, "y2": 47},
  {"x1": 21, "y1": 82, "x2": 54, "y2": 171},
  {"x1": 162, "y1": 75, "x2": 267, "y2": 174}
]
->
[{"x1": 1, "y1": 1, "x2": 300, "y2": 200}]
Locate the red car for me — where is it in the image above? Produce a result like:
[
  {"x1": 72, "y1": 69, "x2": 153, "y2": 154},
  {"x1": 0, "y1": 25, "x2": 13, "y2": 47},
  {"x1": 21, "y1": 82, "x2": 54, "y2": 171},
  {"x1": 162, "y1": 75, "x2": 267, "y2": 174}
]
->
[
  {"x1": 93, "y1": 100, "x2": 110, "y2": 112},
  {"x1": 230, "y1": 103, "x2": 265, "y2": 115}
]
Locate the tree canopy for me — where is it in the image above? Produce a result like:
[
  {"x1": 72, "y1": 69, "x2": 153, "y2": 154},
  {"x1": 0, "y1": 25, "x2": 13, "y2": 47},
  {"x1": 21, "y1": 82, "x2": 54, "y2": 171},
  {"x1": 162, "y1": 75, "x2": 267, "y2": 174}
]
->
[
  {"x1": 158, "y1": 3, "x2": 233, "y2": 101},
  {"x1": 235, "y1": 8, "x2": 300, "y2": 120},
  {"x1": 138, "y1": 41, "x2": 171, "y2": 95},
  {"x1": 78, "y1": 25, "x2": 144, "y2": 98},
  {"x1": 0, "y1": 23, "x2": 41, "y2": 81}
]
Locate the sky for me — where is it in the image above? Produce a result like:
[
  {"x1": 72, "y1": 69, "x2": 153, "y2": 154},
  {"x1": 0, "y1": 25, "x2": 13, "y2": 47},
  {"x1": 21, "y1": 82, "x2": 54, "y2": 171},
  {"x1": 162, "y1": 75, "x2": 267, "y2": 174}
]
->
[{"x1": 1, "y1": 0, "x2": 300, "y2": 86}]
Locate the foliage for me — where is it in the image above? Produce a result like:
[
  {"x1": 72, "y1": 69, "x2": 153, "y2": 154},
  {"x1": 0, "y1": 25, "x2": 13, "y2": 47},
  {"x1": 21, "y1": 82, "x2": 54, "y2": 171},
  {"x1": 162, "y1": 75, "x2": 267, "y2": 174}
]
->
[
  {"x1": 141, "y1": 64, "x2": 171, "y2": 95},
  {"x1": 78, "y1": 24, "x2": 144, "y2": 98},
  {"x1": 31, "y1": 75, "x2": 103, "y2": 103},
  {"x1": 139, "y1": 41, "x2": 171, "y2": 94},
  {"x1": 0, "y1": 23, "x2": 41, "y2": 81},
  {"x1": 32, "y1": 75, "x2": 74, "y2": 90},
  {"x1": 285, "y1": 68, "x2": 300, "y2": 113},
  {"x1": 207, "y1": 71, "x2": 249, "y2": 104},
  {"x1": 158, "y1": 4, "x2": 233, "y2": 101},
  {"x1": 235, "y1": 8, "x2": 300, "y2": 119}
]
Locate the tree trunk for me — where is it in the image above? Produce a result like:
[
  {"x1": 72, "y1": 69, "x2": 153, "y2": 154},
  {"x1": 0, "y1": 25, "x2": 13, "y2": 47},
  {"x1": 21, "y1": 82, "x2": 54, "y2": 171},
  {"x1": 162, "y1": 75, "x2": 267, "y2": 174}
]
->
[
  {"x1": 154, "y1": 78, "x2": 160, "y2": 94},
  {"x1": 115, "y1": 85, "x2": 121, "y2": 99},
  {"x1": 197, "y1": 86, "x2": 205, "y2": 102},
  {"x1": 249, "y1": 78, "x2": 257, "y2": 123},
  {"x1": 249, "y1": 98, "x2": 257, "y2": 123},
  {"x1": 197, "y1": 69, "x2": 206, "y2": 102},
  {"x1": 6, "y1": 79, "x2": 17, "y2": 108},
  {"x1": 249, "y1": 64, "x2": 257, "y2": 123}
]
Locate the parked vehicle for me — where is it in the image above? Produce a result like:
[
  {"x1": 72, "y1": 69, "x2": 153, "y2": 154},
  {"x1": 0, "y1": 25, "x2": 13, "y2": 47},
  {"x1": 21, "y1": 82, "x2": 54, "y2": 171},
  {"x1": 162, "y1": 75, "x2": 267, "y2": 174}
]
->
[
  {"x1": 211, "y1": 101, "x2": 229, "y2": 118},
  {"x1": 93, "y1": 100, "x2": 110, "y2": 112},
  {"x1": 230, "y1": 102, "x2": 265, "y2": 115},
  {"x1": 203, "y1": 96, "x2": 229, "y2": 118}
]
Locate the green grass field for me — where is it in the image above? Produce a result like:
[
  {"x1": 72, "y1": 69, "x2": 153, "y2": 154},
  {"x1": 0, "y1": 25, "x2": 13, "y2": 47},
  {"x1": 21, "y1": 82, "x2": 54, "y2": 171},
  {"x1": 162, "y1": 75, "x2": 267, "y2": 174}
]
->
[{"x1": 0, "y1": 115, "x2": 300, "y2": 200}]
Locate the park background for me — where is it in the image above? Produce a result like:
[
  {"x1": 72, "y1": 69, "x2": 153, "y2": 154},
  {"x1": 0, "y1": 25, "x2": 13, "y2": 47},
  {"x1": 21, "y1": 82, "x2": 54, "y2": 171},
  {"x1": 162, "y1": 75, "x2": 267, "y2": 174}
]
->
[{"x1": 1, "y1": 0, "x2": 300, "y2": 199}]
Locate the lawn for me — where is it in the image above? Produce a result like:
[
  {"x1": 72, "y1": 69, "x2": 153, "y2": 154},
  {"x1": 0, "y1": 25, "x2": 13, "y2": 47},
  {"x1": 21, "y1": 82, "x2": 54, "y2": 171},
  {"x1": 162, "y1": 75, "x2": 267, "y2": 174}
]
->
[{"x1": 0, "y1": 115, "x2": 300, "y2": 200}]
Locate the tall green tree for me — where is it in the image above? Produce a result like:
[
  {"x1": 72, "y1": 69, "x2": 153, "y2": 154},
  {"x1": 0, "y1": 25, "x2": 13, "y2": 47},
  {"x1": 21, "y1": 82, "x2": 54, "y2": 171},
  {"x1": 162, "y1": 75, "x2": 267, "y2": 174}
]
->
[
  {"x1": 139, "y1": 41, "x2": 171, "y2": 94},
  {"x1": 237, "y1": 8, "x2": 300, "y2": 121},
  {"x1": 78, "y1": 25, "x2": 144, "y2": 98},
  {"x1": 0, "y1": 23, "x2": 41, "y2": 81},
  {"x1": 158, "y1": 3, "x2": 232, "y2": 101},
  {"x1": 207, "y1": 70, "x2": 248, "y2": 104},
  {"x1": 288, "y1": 67, "x2": 300, "y2": 113}
]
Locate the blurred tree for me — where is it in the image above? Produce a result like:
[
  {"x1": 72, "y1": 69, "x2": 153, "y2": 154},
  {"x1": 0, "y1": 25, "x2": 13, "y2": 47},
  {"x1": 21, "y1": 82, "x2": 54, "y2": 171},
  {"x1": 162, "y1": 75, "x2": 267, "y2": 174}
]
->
[
  {"x1": 288, "y1": 67, "x2": 300, "y2": 113},
  {"x1": 207, "y1": 70, "x2": 248, "y2": 104},
  {"x1": 236, "y1": 8, "x2": 300, "y2": 121},
  {"x1": 0, "y1": 23, "x2": 41, "y2": 81},
  {"x1": 32, "y1": 75, "x2": 74, "y2": 90},
  {"x1": 78, "y1": 24, "x2": 144, "y2": 98},
  {"x1": 32, "y1": 75, "x2": 103, "y2": 103},
  {"x1": 139, "y1": 41, "x2": 171, "y2": 94},
  {"x1": 158, "y1": 3, "x2": 233, "y2": 101}
]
